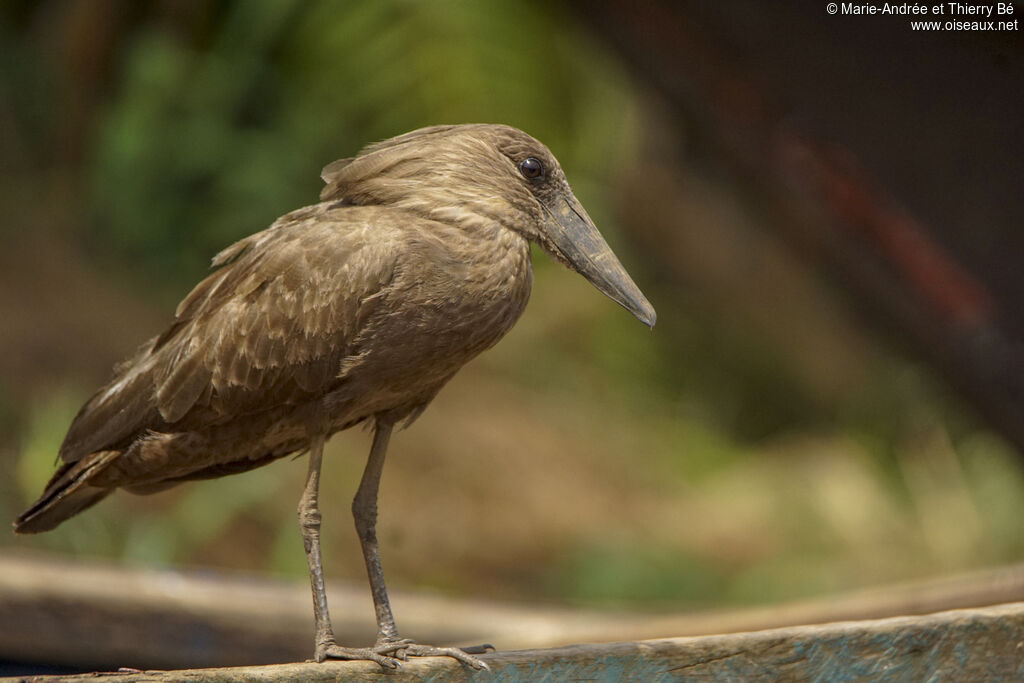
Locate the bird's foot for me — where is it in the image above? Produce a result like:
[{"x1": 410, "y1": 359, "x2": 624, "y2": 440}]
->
[
  {"x1": 399, "y1": 641, "x2": 492, "y2": 670},
  {"x1": 316, "y1": 638, "x2": 492, "y2": 670},
  {"x1": 316, "y1": 637, "x2": 414, "y2": 668}
]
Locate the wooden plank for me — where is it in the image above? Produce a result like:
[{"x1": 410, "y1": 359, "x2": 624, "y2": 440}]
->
[
  {"x1": 2, "y1": 554, "x2": 1024, "y2": 671},
  {"x1": 6, "y1": 603, "x2": 1024, "y2": 682}
]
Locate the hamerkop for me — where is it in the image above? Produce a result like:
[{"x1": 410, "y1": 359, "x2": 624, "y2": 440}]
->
[{"x1": 14, "y1": 124, "x2": 656, "y2": 669}]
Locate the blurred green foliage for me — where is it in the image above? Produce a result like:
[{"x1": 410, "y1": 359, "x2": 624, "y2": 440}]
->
[{"x1": 87, "y1": 0, "x2": 635, "y2": 289}]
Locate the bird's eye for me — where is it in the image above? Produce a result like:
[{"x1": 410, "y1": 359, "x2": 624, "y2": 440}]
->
[{"x1": 518, "y1": 157, "x2": 544, "y2": 180}]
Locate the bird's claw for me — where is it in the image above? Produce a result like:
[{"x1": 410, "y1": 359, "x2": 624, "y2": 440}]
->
[
  {"x1": 317, "y1": 637, "x2": 490, "y2": 670},
  {"x1": 400, "y1": 642, "x2": 491, "y2": 670},
  {"x1": 317, "y1": 638, "x2": 415, "y2": 668},
  {"x1": 460, "y1": 642, "x2": 496, "y2": 655}
]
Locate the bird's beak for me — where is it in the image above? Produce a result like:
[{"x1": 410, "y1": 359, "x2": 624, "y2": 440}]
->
[{"x1": 543, "y1": 194, "x2": 657, "y2": 328}]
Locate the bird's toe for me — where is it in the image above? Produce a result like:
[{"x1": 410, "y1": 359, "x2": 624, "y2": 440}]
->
[
  {"x1": 402, "y1": 642, "x2": 491, "y2": 670},
  {"x1": 373, "y1": 637, "x2": 415, "y2": 660},
  {"x1": 317, "y1": 640, "x2": 406, "y2": 669}
]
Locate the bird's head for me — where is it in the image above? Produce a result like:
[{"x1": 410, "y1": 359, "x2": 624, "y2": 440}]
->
[{"x1": 321, "y1": 124, "x2": 656, "y2": 328}]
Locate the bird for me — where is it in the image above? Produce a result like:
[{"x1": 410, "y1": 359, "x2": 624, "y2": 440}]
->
[{"x1": 14, "y1": 124, "x2": 656, "y2": 669}]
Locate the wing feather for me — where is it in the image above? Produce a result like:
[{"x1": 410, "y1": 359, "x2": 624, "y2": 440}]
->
[{"x1": 58, "y1": 204, "x2": 396, "y2": 464}]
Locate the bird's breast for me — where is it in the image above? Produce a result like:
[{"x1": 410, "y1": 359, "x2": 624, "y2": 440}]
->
[
  {"x1": 327, "y1": 222, "x2": 532, "y2": 420},
  {"x1": 395, "y1": 224, "x2": 533, "y2": 358}
]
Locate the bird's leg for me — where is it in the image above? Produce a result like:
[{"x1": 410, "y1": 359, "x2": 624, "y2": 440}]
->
[
  {"x1": 351, "y1": 420, "x2": 399, "y2": 641},
  {"x1": 350, "y1": 419, "x2": 489, "y2": 670},
  {"x1": 299, "y1": 432, "x2": 409, "y2": 668}
]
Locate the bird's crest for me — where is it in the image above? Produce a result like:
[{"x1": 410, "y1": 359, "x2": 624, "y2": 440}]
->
[{"x1": 319, "y1": 125, "x2": 481, "y2": 203}]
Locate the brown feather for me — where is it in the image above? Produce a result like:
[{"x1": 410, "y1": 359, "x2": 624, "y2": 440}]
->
[{"x1": 13, "y1": 124, "x2": 619, "y2": 534}]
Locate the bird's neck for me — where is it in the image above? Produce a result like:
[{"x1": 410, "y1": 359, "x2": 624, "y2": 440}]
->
[
  {"x1": 444, "y1": 221, "x2": 533, "y2": 355},
  {"x1": 445, "y1": 216, "x2": 532, "y2": 294}
]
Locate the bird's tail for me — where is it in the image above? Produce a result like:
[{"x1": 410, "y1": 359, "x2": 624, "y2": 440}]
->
[{"x1": 13, "y1": 451, "x2": 119, "y2": 534}]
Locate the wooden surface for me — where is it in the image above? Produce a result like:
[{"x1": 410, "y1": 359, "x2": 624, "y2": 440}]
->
[
  {"x1": 2, "y1": 554, "x2": 1024, "y2": 673},
  {"x1": 6, "y1": 602, "x2": 1024, "y2": 682}
]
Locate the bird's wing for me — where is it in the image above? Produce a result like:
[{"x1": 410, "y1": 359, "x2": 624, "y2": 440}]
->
[{"x1": 58, "y1": 205, "x2": 397, "y2": 464}]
